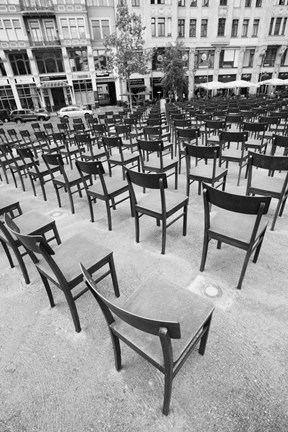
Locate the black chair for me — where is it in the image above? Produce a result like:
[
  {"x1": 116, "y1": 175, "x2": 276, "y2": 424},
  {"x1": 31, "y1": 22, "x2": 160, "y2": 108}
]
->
[
  {"x1": 81, "y1": 263, "x2": 215, "y2": 416},
  {"x1": 200, "y1": 183, "x2": 271, "y2": 290},
  {"x1": 102, "y1": 136, "x2": 140, "y2": 180},
  {"x1": 126, "y1": 169, "x2": 188, "y2": 255},
  {"x1": 219, "y1": 130, "x2": 249, "y2": 186},
  {"x1": 175, "y1": 127, "x2": 200, "y2": 174}
]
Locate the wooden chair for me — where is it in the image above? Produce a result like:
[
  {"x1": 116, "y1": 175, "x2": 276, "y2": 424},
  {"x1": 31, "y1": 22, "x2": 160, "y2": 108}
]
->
[
  {"x1": 1, "y1": 205, "x2": 60, "y2": 284},
  {"x1": 259, "y1": 115, "x2": 281, "y2": 141},
  {"x1": 0, "y1": 143, "x2": 28, "y2": 191},
  {"x1": 115, "y1": 125, "x2": 138, "y2": 153},
  {"x1": 81, "y1": 263, "x2": 214, "y2": 416},
  {"x1": 19, "y1": 130, "x2": 42, "y2": 158},
  {"x1": 102, "y1": 136, "x2": 140, "y2": 180},
  {"x1": 42, "y1": 152, "x2": 87, "y2": 214},
  {"x1": 137, "y1": 139, "x2": 178, "y2": 189},
  {"x1": 74, "y1": 133, "x2": 107, "y2": 162},
  {"x1": 242, "y1": 122, "x2": 268, "y2": 154},
  {"x1": 270, "y1": 134, "x2": 288, "y2": 156},
  {"x1": 246, "y1": 152, "x2": 288, "y2": 231},
  {"x1": 126, "y1": 169, "x2": 188, "y2": 255},
  {"x1": 143, "y1": 126, "x2": 173, "y2": 158},
  {"x1": 204, "y1": 120, "x2": 227, "y2": 146},
  {"x1": 175, "y1": 127, "x2": 200, "y2": 174},
  {"x1": 5, "y1": 214, "x2": 119, "y2": 332},
  {"x1": 76, "y1": 159, "x2": 131, "y2": 230},
  {"x1": 219, "y1": 130, "x2": 249, "y2": 186},
  {"x1": 185, "y1": 145, "x2": 228, "y2": 196},
  {"x1": 200, "y1": 183, "x2": 271, "y2": 290}
]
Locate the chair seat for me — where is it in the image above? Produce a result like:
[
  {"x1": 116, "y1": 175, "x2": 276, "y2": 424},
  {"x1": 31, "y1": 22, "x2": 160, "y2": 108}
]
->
[
  {"x1": 111, "y1": 281, "x2": 214, "y2": 366},
  {"x1": 136, "y1": 190, "x2": 188, "y2": 216},
  {"x1": 53, "y1": 169, "x2": 83, "y2": 184},
  {"x1": 244, "y1": 138, "x2": 267, "y2": 148},
  {"x1": 190, "y1": 164, "x2": 227, "y2": 180},
  {"x1": 13, "y1": 211, "x2": 56, "y2": 237},
  {"x1": 207, "y1": 134, "x2": 220, "y2": 143},
  {"x1": 36, "y1": 234, "x2": 112, "y2": 285},
  {"x1": 89, "y1": 176, "x2": 128, "y2": 196},
  {"x1": 210, "y1": 208, "x2": 269, "y2": 244},
  {"x1": 109, "y1": 152, "x2": 139, "y2": 163},
  {"x1": 222, "y1": 148, "x2": 248, "y2": 161},
  {"x1": 143, "y1": 157, "x2": 177, "y2": 171},
  {"x1": 249, "y1": 171, "x2": 285, "y2": 195}
]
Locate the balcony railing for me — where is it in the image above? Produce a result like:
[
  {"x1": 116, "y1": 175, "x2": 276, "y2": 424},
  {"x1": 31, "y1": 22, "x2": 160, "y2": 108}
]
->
[
  {"x1": 20, "y1": 0, "x2": 54, "y2": 12},
  {"x1": 28, "y1": 37, "x2": 60, "y2": 47}
]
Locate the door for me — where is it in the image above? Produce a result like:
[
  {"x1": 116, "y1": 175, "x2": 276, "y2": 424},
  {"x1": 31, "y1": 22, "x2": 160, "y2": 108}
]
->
[{"x1": 51, "y1": 88, "x2": 65, "y2": 111}]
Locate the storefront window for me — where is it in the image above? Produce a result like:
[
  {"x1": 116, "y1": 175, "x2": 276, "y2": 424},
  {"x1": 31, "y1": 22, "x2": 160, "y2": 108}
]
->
[
  {"x1": 93, "y1": 49, "x2": 108, "y2": 71},
  {"x1": 73, "y1": 79, "x2": 93, "y2": 106},
  {"x1": 8, "y1": 52, "x2": 31, "y2": 76},
  {"x1": 35, "y1": 50, "x2": 64, "y2": 74},
  {"x1": 17, "y1": 84, "x2": 40, "y2": 109},
  {"x1": 67, "y1": 48, "x2": 88, "y2": 72},
  {"x1": 0, "y1": 60, "x2": 7, "y2": 77},
  {"x1": 0, "y1": 85, "x2": 17, "y2": 111}
]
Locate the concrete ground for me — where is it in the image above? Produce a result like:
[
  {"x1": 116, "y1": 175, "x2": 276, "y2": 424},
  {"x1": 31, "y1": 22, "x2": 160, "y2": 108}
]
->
[{"x1": 0, "y1": 112, "x2": 288, "y2": 432}]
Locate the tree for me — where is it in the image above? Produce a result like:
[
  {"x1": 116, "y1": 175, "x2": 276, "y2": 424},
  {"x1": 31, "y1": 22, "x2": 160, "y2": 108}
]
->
[
  {"x1": 104, "y1": 0, "x2": 149, "y2": 109},
  {"x1": 156, "y1": 42, "x2": 188, "y2": 102}
]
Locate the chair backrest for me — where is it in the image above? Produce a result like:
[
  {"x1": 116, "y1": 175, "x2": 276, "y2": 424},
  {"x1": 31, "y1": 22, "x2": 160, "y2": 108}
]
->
[
  {"x1": 73, "y1": 118, "x2": 83, "y2": 124},
  {"x1": 102, "y1": 136, "x2": 122, "y2": 149},
  {"x1": 176, "y1": 127, "x2": 200, "y2": 142},
  {"x1": 19, "y1": 130, "x2": 31, "y2": 140},
  {"x1": 219, "y1": 130, "x2": 248, "y2": 144},
  {"x1": 137, "y1": 139, "x2": 164, "y2": 165},
  {"x1": 43, "y1": 123, "x2": 53, "y2": 133},
  {"x1": 259, "y1": 115, "x2": 280, "y2": 126},
  {"x1": 225, "y1": 114, "x2": 244, "y2": 124},
  {"x1": 92, "y1": 124, "x2": 107, "y2": 135},
  {"x1": 57, "y1": 123, "x2": 68, "y2": 133},
  {"x1": 242, "y1": 121, "x2": 268, "y2": 134},
  {"x1": 76, "y1": 159, "x2": 106, "y2": 193},
  {"x1": 17, "y1": 146, "x2": 36, "y2": 166},
  {"x1": 202, "y1": 182, "x2": 271, "y2": 215},
  {"x1": 205, "y1": 119, "x2": 226, "y2": 132},
  {"x1": 42, "y1": 152, "x2": 65, "y2": 178},
  {"x1": 185, "y1": 144, "x2": 220, "y2": 160},
  {"x1": 248, "y1": 151, "x2": 288, "y2": 172},
  {"x1": 74, "y1": 123, "x2": 85, "y2": 133},
  {"x1": 35, "y1": 131, "x2": 48, "y2": 141},
  {"x1": 173, "y1": 119, "x2": 191, "y2": 128},
  {"x1": 126, "y1": 168, "x2": 168, "y2": 190},
  {"x1": 80, "y1": 263, "x2": 181, "y2": 338},
  {"x1": 271, "y1": 134, "x2": 288, "y2": 155}
]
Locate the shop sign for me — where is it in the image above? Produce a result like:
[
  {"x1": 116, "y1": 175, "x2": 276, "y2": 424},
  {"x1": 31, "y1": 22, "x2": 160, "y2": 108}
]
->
[
  {"x1": 278, "y1": 72, "x2": 288, "y2": 79},
  {"x1": 241, "y1": 74, "x2": 251, "y2": 81},
  {"x1": 152, "y1": 77, "x2": 163, "y2": 84},
  {"x1": 96, "y1": 72, "x2": 110, "y2": 77},
  {"x1": 15, "y1": 77, "x2": 35, "y2": 84},
  {"x1": 218, "y1": 74, "x2": 236, "y2": 82},
  {"x1": 73, "y1": 73, "x2": 90, "y2": 80},
  {"x1": 129, "y1": 78, "x2": 144, "y2": 86},
  {"x1": 40, "y1": 76, "x2": 67, "y2": 82},
  {"x1": 194, "y1": 75, "x2": 213, "y2": 84}
]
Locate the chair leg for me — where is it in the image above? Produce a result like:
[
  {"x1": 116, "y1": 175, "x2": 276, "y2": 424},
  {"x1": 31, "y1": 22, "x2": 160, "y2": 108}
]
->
[
  {"x1": 253, "y1": 232, "x2": 266, "y2": 264},
  {"x1": 199, "y1": 314, "x2": 212, "y2": 355},
  {"x1": 39, "y1": 178, "x2": 47, "y2": 201},
  {"x1": 135, "y1": 211, "x2": 140, "y2": 244},
  {"x1": 67, "y1": 188, "x2": 75, "y2": 214},
  {"x1": 105, "y1": 201, "x2": 113, "y2": 231},
  {"x1": 1, "y1": 239, "x2": 14, "y2": 269},
  {"x1": 200, "y1": 234, "x2": 209, "y2": 272},
  {"x1": 111, "y1": 332, "x2": 122, "y2": 371},
  {"x1": 109, "y1": 255, "x2": 120, "y2": 298},
  {"x1": 237, "y1": 249, "x2": 253, "y2": 290},
  {"x1": 183, "y1": 204, "x2": 188, "y2": 236},
  {"x1": 54, "y1": 184, "x2": 62, "y2": 208},
  {"x1": 63, "y1": 286, "x2": 81, "y2": 332},
  {"x1": 161, "y1": 218, "x2": 167, "y2": 255},
  {"x1": 39, "y1": 273, "x2": 55, "y2": 308},
  {"x1": 88, "y1": 197, "x2": 95, "y2": 223}
]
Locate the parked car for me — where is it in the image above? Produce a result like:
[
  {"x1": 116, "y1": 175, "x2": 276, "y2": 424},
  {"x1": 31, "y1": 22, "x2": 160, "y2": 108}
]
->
[
  {"x1": 10, "y1": 109, "x2": 50, "y2": 123},
  {"x1": 57, "y1": 105, "x2": 93, "y2": 119},
  {"x1": 0, "y1": 109, "x2": 11, "y2": 123}
]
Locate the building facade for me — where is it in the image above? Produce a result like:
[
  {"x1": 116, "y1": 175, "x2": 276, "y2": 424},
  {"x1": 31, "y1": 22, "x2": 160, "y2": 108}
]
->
[{"x1": 0, "y1": 0, "x2": 288, "y2": 111}]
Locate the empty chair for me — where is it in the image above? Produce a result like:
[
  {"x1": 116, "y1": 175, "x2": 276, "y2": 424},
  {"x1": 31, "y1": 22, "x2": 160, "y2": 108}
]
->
[
  {"x1": 5, "y1": 214, "x2": 119, "y2": 332},
  {"x1": 102, "y1": 136, "x2": 140, "y2": 180},
  {"x1": 270, "y1": 134, "x2": 288, "y2": 156},
  {"x1": 81, "y1": 263, "x2": 215, "y2": 416},
  {"x1": 137, "y1": 139, "x2": 178, "y2": 189},
  {"x1": 42, "y1": 152, "x2": 88, "y2": 214},
  {"x1": 7, "y1": 129, "x2": 21, "y2": 147},
  {"x1": 200, "y1": 183, "x2": 271, "y2": 290},
  {"x1": 259, "y1": 115, "x2": 281, "y2": 141},
  {"x1": 115, "y1": 125, "x2": 138, "y2": 153},
  {"x1": 0, "y1": 143, "x2": 27, "y2": 190},
  {"x1": 176, "y1": 127, "x2": 200, "y2": 174},
  {"x1": 246, "y1": 152, "x2": 288, "y2": 231},
  {"x1": 34, "y1": 131, "x2": 51, "y2": 153},
  {"x1": 225, "y1": 114, "x2": 244, "y2": 132},
  {"x1": 126, "y1": 169, "x2": 188, "y2": 254},
  {"x1": 204, "y1": 120, "x2": 226, "y2": 146},
  {"x1": 185, "y1": 145, "x2": 228, "y2": 196},
  {"x1": 0, "y1": 128, "x2": 8, "y2": 145},
  {"x1": 219, "y1": 130, "x2": 249, "y2": 186},
  {"x1": 242, "y1": 121, "x2": 268, "y2": 154},
  {"x1": 74, "y1": 133, "x2": 107, "y2": 162},
  {"x1": 1, "y1": 204, "x2": 60, "y2": 284},
  {"x1": 76, "y1": 159, "x2": 131, "y2": 230},
  {"x1": 143, "y1": 126, "x2": 173, "y2": 158}
]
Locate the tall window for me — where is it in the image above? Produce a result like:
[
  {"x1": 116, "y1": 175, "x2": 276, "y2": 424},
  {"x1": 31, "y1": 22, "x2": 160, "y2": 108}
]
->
[
  {"x1": 8, "y1": 52, "x2": 31, "y2": 75},
  {"x1": 35, "y1": 50, "x2": 64, "y2": 74},
  {"x1": 282, "y1": 17, "x2": 287, "y2": 35},
  {"x1": 269, "y1": 17, "x2": 287, "y2": 35},
  {"x1": 201, "y1": 19, "x2": 208, "y2": 37},
  {"x1": 0, "y1": 18, "x2": 23, "y2": 41},
  {"x1": 151, "y1": 17, "x2": 156, "y2": 37},
  {"x1": 252, "y1": 19, "x2": 259, "y2": 36},
  {"x1": 189, "y1": 19, "x2": 196, "y2": 37},
  {"x1": 242, "y1": 19, "x2": 249, "y2": 36},
  {"x1": 202, "y1": 0, "x2": 209, "y2": 5},
  {"x1": 0, "y1": 60, "x2": 6, "y2": 77},
  {"x1": 245, "y1": 0, "x2": 251, "y2": 6},
  {"x1": 231, "y1": 19, "x2": 238, "y2": 37},
  {"x1": 178, "y1": 0, "x2": 185, "y2": 5},
  {"x1": 243, "y1": 49, "x2": 255, "y2": 67},
  {"x1": 220, "y1": 0, "x2": 227, "y2": 5},
  {"x1": 256, "y1": 0, "x2": 262, "y2": 5},
  {"x1": 93, "y1": 49, "x2": 108, "y2": 71},
  {"x1": 91, "y1": 19, "x2": 110, "y2": 41},
  {"x1": 158, "y1": 18, "x2": 165, "y2": 36},
  {"x1": 178, "y1": 19, "x2": 185, "y2": 37},
  {"x1": 60, "y1": 18, "x2": 86, "y2": 39},
  {"x1": 67, "y1": 48, "x2": 88, "y2": 72},
  {"x1": 190, "y1": 0, "x2": 197, "y2": 5},
  {"x1": 269, "y1": 18, "x2": 274, "y2": 35},
  {"x1": 264, "y1": 47, "x2": 277, "y2": 66},
  {"x1": 132, "y1": 0, "x2": 140, "y2": 5},
  {"x1": 218, "y1": 18, "x2": 226, "y2": 36}
]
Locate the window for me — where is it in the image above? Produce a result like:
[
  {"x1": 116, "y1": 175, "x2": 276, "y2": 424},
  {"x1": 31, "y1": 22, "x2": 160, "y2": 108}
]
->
[
  {"x1": 256, "y1": 0, "x2": 262, "y2": 5},
  {"x1": 8, "y1": 52, "x2": 31, "y2": 75},
  {"x1": 60, "y1": 18, "x2": 86, "y2": 39},
  {"x1": 190, "y1": 0, "x2": 197, "y2": 5},
  {"x1": 202, "y1": 0, "x2": 209, "y2": 5},
  {"x1": 132, "y1": 0, "x2": 140, "y2": 5},
  {"x1": 252, "y1": 19, "x2": 259, "y2": 36},
  {"x1": 201, "y1": 19, "x2": 208, "y2": 37},
  {"x1": 0, "y1": 18, "x2": 23, "y2": 41},
  {"x1": 35, "y1": 50, "x2": 64, "y2": 74},
  {"x1": 158, "y1": 17, "x2": 165, "y2": 36},
  {"x1": 264, "y1": 47, "x2": 277, "y2": 66},
  {"x1": 274, "y1": 17, "x2": 282, "y2": 35},
  {"x1": 280, "y1": 48, "x2": 288, "y2": 66},
  {"x1": 282, "y1": 17, "x2": 287, "y2": 34},
  {"x1": 231, "y1": 19, "x2": 238, "y2": 37},
  {"x1": 0, "y1": 60, "x2": 6, "y2": 77},
  {"x1": 269, "y1": 18, "x2": 274, "y2": 35},
  {"x1": 17, "y1": 84, "x2": 39, "y2": 110},
  {"x1": 178, "y1": 0, "x2": 185, "y2": 5},
  {"x1": 73, "y1": 79, "x2": 93, "y2": 106},
  {"x1": 219, "y1": 49, "x2": 239, "y2": 68},
  {"x1": 220, "y1": 0, "x2": 227, "y2": 5},
  {"x1": 189, "y1": 19, "x2": 196, "y2": 37},
  {"x1": 218, "y1": 18, "x2": 225, "y2": 36},
  {"x1": 269, "y1": 17, "x2": 287, "y2": 35},
  {"x1": 91, "y1": 19, "x2": 110, "y2": 41},
  {"x1": 196, "y1": 50, "x2": 214, "y2": 68},
  {"x1": 178, "y1": 19, "x2": 185, "y2": 37},
  {"x1": 67, "y1": 48, "x2": 88, "y2": 72},
  {"x1": 93, "y1": 49, "x2": 108, "y2": 71},
  {"x1": 151, "y1": 0, "x2": 165, "y2": 3},
  {"x1": 278, "y1": 0, "x2": 285, "y2": 4},
  {"x1": 44, "y1": 20, "x2": 58, "y2": 41},
  {"x1": 242, "y1": 19, "x2": 249, "y2": 36},
  {"x1": 0, "y1": 86, "x2": 16, "y2": 111},
  {"x1": 243, "y1": 48, "x2": 255, "y2": 67},
  {"x1": 86, "y1": 0, "x2": 113, "y2": 4},
  {"x1": 151, "y1": 17, "x2": 156, "y2": 37},
  {"x1": 245, "y1": 0, "x2": 251, "y2": 6}
]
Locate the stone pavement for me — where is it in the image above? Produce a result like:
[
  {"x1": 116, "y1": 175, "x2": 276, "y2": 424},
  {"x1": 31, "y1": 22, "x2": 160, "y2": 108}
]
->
[{"x1": 0, "y1": 116, "x2": 288, "y2": 432}]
